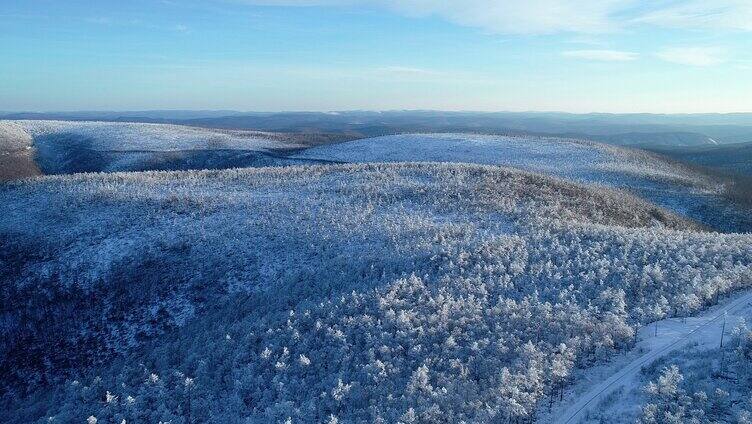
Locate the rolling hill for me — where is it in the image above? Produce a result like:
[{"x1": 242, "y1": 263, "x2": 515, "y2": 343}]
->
[
  {"x1": 3, "y1": 120, "x2": 750, "y2": 232},
  {"x1": 0, "y1": 120, "x2": 339, "y2": 176},
  {"x1": 2, "y1": 122, "x2": 752, "y2": 423},
  {"x1": 0, "y1": 121, "x2": 41, "y2": 181},
  {"x1": 5, "y1": 111, "x2": 752, "y2": 148},
  {"x1": 295, "y1": 133, "x2": 752, "y2": 233},
  {"x1": 648, "y1": 141, "x2": 752, "y2": 177},
  {"x1": 1, "y1": 163, "x2": 751, "y2": 423}
]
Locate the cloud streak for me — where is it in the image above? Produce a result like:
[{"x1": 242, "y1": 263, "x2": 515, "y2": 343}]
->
[
  {"x1": 656, "y1": 47, "x2": 726, "y2": 66},
  {"x1": 635, "y1": 0, "x2": 752, "y2": 32},
  {"x1": 245, "y1": 0, "x2": 629, "y2": 34},
  {"x1": 241, "y1": 0, "x2": 752, "y2": 34}
]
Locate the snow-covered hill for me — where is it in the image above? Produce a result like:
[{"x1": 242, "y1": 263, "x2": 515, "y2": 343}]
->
[
  {"x1": 0, "y1": 120, "x2": 321, "y2": 175},
  {"x1": 15, "y1": 120, "x2": 300, "y2": 151},
  {"x1": 294, "y1": 133, "x2": 697, "y2": 183},
  {"x1": 2, "y1": 163, "x2": 751, "y2": 423},
  {"x1": 295, "y1": 133, "x2": 752, "y2": 232},
  {"x1": 0, "y1": 121, "x2": 41, "y2": 180}
]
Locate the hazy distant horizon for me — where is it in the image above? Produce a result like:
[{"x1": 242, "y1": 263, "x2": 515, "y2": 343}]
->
[{"x1": 4, "y1": 109, "x2": 752, "y2": 116}]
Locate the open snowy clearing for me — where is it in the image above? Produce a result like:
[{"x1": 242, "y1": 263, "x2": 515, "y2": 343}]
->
[
  {"x1": 542, "y1": 288, "x2": 752, "y2": 423},
  {"x1": 295, "y1": 133, "x2": 752, "y2": 232}
]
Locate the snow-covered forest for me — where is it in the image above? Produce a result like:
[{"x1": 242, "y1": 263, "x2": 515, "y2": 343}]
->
[
  {"x1": 12, "y1": 120, "x2": 299, "y2": 151},
  {"x1": 636, "y1": 321, "x2": 752, "y2": 423},
  {"x1": 2, "y1": 162, "x2": 750, "y2": 423},
  {"x1": 296, "y1": 133, "x2": 752, "y2": 233},
  {"x1": 0, "y1": 120, "x2": 332, "y2": 176},
  {"x1": 0, "y1": 120, "x2": 40, "y2": 181},
  {"x1": 5, "y1": 121, "x2": 750, "y2": 233}
]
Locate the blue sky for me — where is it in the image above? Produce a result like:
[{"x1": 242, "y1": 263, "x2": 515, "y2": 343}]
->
[{"x1": 1, "y1": 0, "x2": 751, "y2": 112}]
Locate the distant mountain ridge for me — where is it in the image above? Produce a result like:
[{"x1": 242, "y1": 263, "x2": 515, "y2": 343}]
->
[
  {"x1": 3, "y1": 110, "x2": 752, "y2": 148},
  {"x1": 4, "y1": 113, "x2": 751, "y2": 183},
  {"x1": 648, "y1": 142, "x2": 752, "y2": 176}
]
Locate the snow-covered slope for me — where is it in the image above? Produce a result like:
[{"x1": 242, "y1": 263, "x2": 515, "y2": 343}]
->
[
  {"x1": 543, "y1": 289, "x2": 752, "y2": 423},
  {"x1": 295, "y1": 133, "x2": 752, "y2": 232},
  {"x1": 16, "y1": 120, "x2": 299, "y2": 151},
  {"x1": 0, "y1": 121, "x2": 41, "y2": 180},
  {"x1": 2, "y1": 163, "x2": 751, "y2": 423},
  {"x1": 294, "y1": 133, "x2": 698, "y2": 184},
  {"x1": 1, "y1": 120, "x2": 318, "y2": 175}
]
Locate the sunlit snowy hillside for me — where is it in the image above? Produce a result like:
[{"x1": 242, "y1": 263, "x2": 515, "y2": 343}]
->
[
  {"x1": 296, "y1": 133, "x2": 752, "y2": 232},
  {"x1": 2, "y1": 163, "x2": 750, "y2": 423},
  {"x1": 0, "y1": 120, "x2": 323, "y2": 175}
]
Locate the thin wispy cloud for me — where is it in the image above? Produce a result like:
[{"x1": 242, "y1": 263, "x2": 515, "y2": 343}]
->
[
  {"x1": 656, "y1": 47, "x2": 726, "y2": 66},
  {"x1": 241, "y1": 0, "x2": 752, "y2": 34},
  {"x1": 245, "y1": 0, "x2": 628, "y2": 34},
  {"x1": 736, "y1": 60, "x2": 752, "y2": 70},
  {"x1": 387, "y1": 1, "x2": 628, "y2": 35},
  {"x1": 635, "y1": 0, "x2": 752, "y2": 31},
  {"x1": 562, "y1": 49, "x2": 638, "y2": 62}
]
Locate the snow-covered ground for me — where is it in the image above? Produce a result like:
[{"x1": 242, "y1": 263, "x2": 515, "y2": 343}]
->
[
  {"x1": 0, "y1": 120, "x2": 318, "y2": 174},
  {"x1": 11, "y1": 120, "x2": 301, "y2": 151},
  {"x1": 6, "y1": 123, "x2": 750, "y2": 232},
  {"x1": 295, "y1": 133, "x2": 752, "y2": 232},
  {"x1": 542, "y1": 289, "x2": 752, "y2": 423},
  {"x1": 294, "y1": 133, "x2": 704, "y2": 186},
  {"x1": 0, "y1": 121, "x2": 41, "y2": 180}
]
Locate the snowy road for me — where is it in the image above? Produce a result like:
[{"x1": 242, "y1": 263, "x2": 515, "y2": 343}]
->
[{"x1": 548, "y1": 289, "x2": 752, "y2": 424}]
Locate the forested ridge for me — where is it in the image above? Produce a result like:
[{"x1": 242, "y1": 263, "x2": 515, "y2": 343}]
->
[{"x1": 1, "y1": 163, "x2": 750, "y2": 423}]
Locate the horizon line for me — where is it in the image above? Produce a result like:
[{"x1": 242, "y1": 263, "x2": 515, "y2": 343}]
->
[{"x1": 3, "y1": 109, "x2": 752, "y2": 116}]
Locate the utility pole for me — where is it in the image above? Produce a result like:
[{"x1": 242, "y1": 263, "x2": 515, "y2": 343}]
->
[{"x1": 720, "y1": 311, "x2": 727, "y2": 348}]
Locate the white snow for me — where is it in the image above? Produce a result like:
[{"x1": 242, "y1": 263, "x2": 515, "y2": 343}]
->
[
  {"x1": 2, "y1": 127, "x2": 752, "y2": 422},
  {"x1": 0, "y1": 120, "x2": 314, "y2": 175},
  {"x1": 294, "y1": 133, "x2": 707, "y2": 187},
  {"x1": 293, "y1": 133, "x2": 752, "y2": 232},
  {"x1": 543, "y1": 289, "x2": 752, "y2": 423},
  {"x1": 8, "y1": 119, "x2": 300, "y2": 152},
  {"x1": 0, "y1": 120, "x2": 34, "y2": 150}
]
